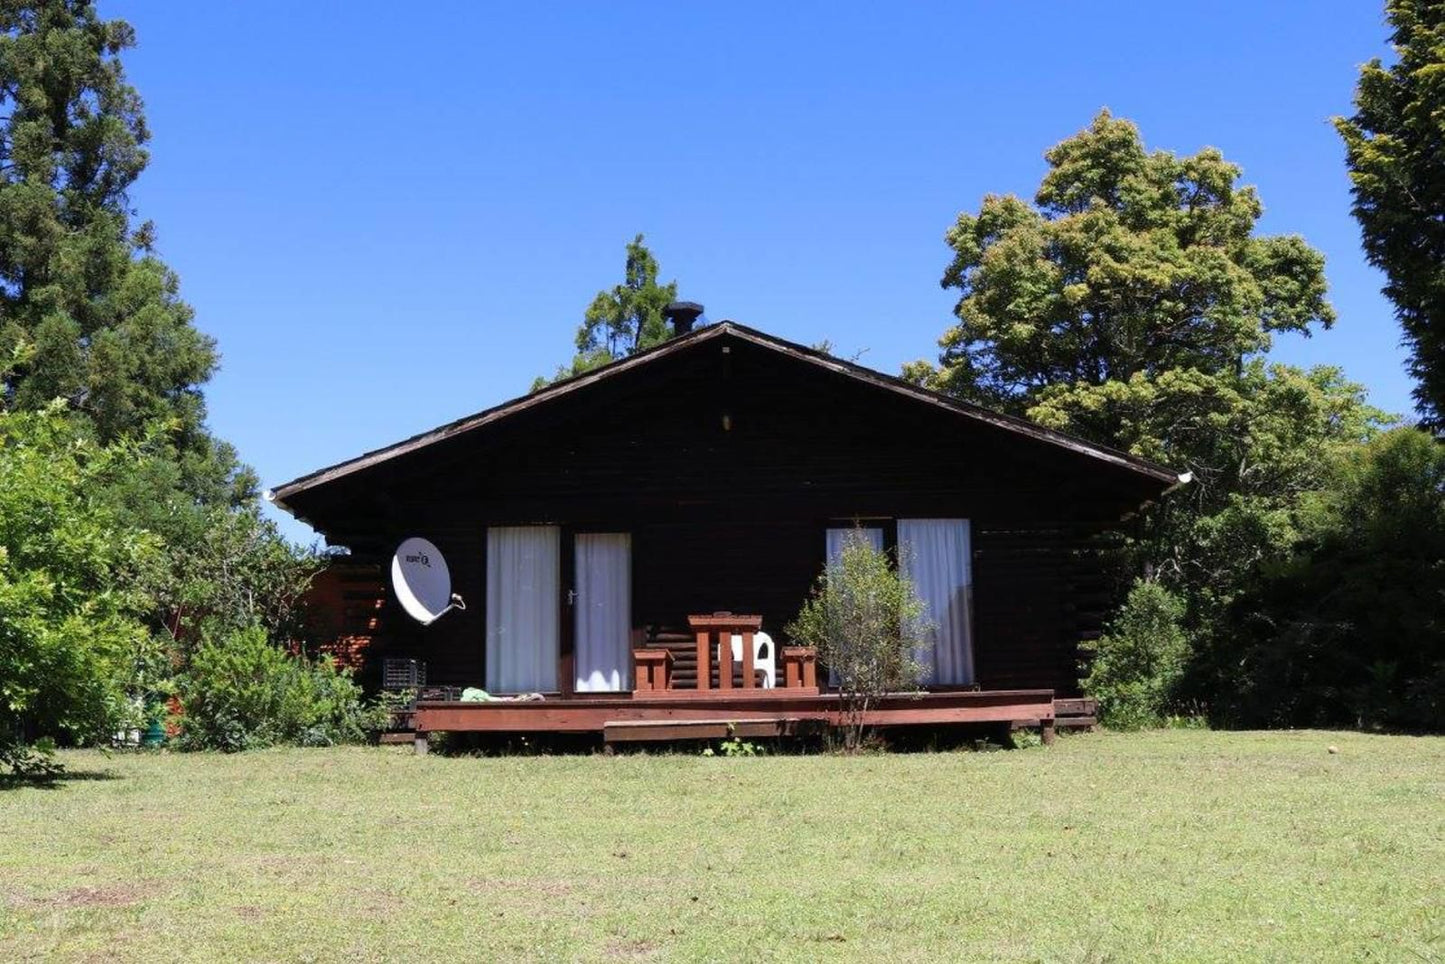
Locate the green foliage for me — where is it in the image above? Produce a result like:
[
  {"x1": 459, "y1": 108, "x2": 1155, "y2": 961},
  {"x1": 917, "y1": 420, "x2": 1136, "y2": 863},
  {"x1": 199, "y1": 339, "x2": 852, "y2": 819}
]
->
[
  {"x1": 0, "y1": 3, "x2": 243, "y2": 503},
  {"x1": 916, "y1": 111, "x2": 1406, "y2": 728},
  {"x1": 0, "y1": 409, "x2": 163, "y2": 773},
  {"x1": 702, "y1": 730, "x2": 763, "y2": 757},
  {"x1": 1335, "y1": 1, "x2": 1445, "y2": 426},
  {"x1": 149, "y1": 504, "x2": 321, "y2": 655},
  {"x1": 534, "y1": 234, "x2": 682, "y2": 388},
  {"x1": 787, "y1": 529, "x2": 929, "y2": 751},
  {"x1": 0, "y1": 4, "x2": 318, "y2": 679},
  {"x1": 174, "y1": 625, "x2": 384, "y2": 751},
  {"x1": 914, "y1": 110, "x2": 1333, "y2": 410},
  {"x1": 1032, "y1": 361, "x2": 1389, "y2": 622},
  {"x1": 1083, "y1": 580, "x2": 1191, "y2": 730},
  {"x1": 1214, "y1": 428, "x2": 1445, "y2": 730}
]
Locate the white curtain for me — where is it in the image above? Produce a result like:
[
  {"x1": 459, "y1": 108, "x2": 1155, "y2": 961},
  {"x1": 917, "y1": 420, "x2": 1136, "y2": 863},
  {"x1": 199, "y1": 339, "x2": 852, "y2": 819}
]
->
[
  {"x1": 574, "y1": 533, "x2": 631, "y2": 692},
  {"x1": 898, "y1": 519, "x2": 974, "y2": 685},
  {"x1": 825, "y1": 527, "x2": 884, "y2": 686},
  {"x1": 486, "y1": 526, "x2": 560, "y2": 693}
]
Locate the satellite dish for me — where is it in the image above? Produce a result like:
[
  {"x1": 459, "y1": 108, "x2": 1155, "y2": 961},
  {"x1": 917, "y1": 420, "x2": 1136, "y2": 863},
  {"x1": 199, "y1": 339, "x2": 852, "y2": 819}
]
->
[{"x1": 391, "y1": 537, "x2": 465, "y2": 625}]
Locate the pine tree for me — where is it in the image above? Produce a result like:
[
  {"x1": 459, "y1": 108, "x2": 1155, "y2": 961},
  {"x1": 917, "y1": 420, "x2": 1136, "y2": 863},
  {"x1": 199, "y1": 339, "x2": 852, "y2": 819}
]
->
[
  {"x1": 0, "y1": 1, "x2": 243, "y2": 501},
  {"x1": 1335, "y1": 0, "x2": 1445, "y2": 428},
  {"x1": 534, "y1": 234, "x2": 682, "y2": 388}
]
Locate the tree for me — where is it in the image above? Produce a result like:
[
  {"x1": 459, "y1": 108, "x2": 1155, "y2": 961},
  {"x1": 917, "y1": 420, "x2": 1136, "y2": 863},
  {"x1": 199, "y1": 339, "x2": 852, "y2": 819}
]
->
[
  {"x1": 908, "y1": 110, "x2": 1334, "y2": 411},
  {"x1": 913, "y1": 112, "x2": 1393, "y2": 720},
  {"x1": 534, "y1": 234, "x2": 682, "y2": 388},
  {"x1": 0, "y1": 408, "x2": 163, "y2": 774},
  {"x1": 1335, "y1": 1, "x2": 1445, "y2": 428},
  {"x1": 0, "y1": 1, "x2": 244, "y2": 502},
  {"x1": 0, "y1": 6, "x2": 330, "y2": 766},
  {"x1": 1215, "y1": 427, "x2": 1445, "y2": 730},
  {"x1": 1030, "y1": 360, "x2": 1388, "y2": 622},
  {"x1": 786, "y1": 530, "x2": 929, "y2": 751}
]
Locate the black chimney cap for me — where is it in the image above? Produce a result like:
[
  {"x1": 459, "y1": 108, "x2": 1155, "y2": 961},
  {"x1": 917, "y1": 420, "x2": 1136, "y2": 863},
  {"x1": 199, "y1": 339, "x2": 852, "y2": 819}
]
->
[{"x1": 664, "y1": 301, "x2": 704, "y2": 335}]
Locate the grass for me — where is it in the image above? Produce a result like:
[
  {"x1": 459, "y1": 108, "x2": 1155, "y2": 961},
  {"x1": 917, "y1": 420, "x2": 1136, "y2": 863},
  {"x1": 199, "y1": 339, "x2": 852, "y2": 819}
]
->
[{"x1": 0, "y1": 730, "x2": 1441, "y2": 962}]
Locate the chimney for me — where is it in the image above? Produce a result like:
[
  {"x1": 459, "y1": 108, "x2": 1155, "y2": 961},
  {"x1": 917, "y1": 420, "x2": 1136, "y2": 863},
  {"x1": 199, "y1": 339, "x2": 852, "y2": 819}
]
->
[{"x1": 664, "y1": 301, "x2": 704, "y2": 335}]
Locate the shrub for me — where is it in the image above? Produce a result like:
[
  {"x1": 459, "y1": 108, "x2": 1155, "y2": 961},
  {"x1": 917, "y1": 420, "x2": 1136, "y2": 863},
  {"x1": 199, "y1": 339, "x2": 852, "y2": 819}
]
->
[
  {"x1": 174, "y1": 625, "x2": 385, "y2": 750},
  {"x1": 0, "y1": 410, "x2": 165, "y2": 775},
  {"x1": 1083, "y1": 580, "x2": 1191, "y2": 730},
  {"x1": 1212, "y1": 428, "x2": 1445, "y2": 730},
  {"x1": 786, "y1": 529, "x2": 929, "y2": 751}
]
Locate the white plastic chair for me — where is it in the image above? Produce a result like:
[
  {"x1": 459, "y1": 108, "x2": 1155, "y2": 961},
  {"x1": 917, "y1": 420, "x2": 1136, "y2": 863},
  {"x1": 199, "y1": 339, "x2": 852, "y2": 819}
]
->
[{"x1": 718, "y1": 631, "x2": 777, "y2": 688}]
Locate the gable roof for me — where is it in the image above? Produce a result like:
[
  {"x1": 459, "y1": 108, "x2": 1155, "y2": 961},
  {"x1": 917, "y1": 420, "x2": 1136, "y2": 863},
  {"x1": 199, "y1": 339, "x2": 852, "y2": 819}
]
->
[{"x1": 268, "y1": 321, "x2": 1185, "y2": 510}]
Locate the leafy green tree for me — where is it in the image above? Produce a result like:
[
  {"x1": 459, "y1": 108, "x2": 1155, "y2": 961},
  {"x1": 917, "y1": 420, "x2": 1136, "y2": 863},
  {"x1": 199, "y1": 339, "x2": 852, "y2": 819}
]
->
[
  {"x1": 0, "y1": 1, "x2": 244, "y2": 502},
  {"x1": 1031, "y1": 361, "x2": 1388, "y2": 621},
  {"x1": 786, "y1": 530, "x2": 929, "y2": 751},
  {"x1": 908, "y1": 110, "x2": 1334, "y2": 410},
  {"x1": 534, "y1": 234, "x2": 682, "y2": 388},
  {"x1": 913, "y1": 112, "x2": 1392, "y2": 714},
  {"x1": 146, "y1": 503, "x2": 321, "y2": 657},
  {"x1": 1335, "y1": 1, "x2": 1445, "y2": 427},
  {"x1": 0, "y1": 408, "x2": 163, "y2": 774},
  {"x1": 0, "y1": 6, "x2": 326, "y2": 766}
]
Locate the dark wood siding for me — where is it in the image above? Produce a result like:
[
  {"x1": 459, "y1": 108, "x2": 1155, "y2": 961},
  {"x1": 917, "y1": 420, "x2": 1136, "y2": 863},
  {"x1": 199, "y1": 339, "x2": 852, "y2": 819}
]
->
[{"x1": 291, "y1": 333, "x2": 1159, "y2": 695}]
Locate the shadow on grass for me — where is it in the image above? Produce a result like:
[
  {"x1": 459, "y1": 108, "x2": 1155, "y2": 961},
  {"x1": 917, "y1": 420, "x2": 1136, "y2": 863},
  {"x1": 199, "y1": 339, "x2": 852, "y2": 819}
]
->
[{"x1": 0, "y1": 769, "x2": 122, "y2": 791}]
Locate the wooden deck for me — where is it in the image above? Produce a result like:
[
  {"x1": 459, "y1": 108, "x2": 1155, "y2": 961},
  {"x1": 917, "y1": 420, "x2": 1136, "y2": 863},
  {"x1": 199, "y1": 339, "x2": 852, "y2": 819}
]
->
[{"x1": 411, "y1": 688, "x2": 1057, "y2": 750}]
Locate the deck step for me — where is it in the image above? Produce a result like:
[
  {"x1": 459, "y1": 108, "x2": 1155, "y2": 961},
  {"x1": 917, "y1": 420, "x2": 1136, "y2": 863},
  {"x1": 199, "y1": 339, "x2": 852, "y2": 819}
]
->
[
  {"x1": 603, "y1": 718, "x2": 801, "y2": 743},
  {"x1": 1053, "y1": 696, "x2": 1098, "y2": 731},
  {"x1": 378, "y1": 731, "x2": 416, "y2": 745}
]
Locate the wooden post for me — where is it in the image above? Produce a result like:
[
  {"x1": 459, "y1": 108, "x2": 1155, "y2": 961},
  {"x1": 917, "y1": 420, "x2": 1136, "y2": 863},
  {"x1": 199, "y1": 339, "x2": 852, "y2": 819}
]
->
[
  {"x1": 781, "y1": 647, "x2": 818, "y2": 690},
  {"x1": 632, "y1": 649, "x2": 673, "y2": 693},
  {"x1": 718, "y1": 629, "x2": 733, "y2": 690},
  {"x1": 1041, "y1": 718, "x2": 1056, "y2": 747},
  {"x1": 741, "y1": 631, "x2": 755, "y2": 688},
  {"x1": 695, "y1": 629, "x2": 711, "y2": 691}
]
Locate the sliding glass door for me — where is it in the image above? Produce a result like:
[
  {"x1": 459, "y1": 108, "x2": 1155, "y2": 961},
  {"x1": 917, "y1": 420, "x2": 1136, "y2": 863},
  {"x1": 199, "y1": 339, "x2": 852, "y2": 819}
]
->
[
  {"x1": 898, "y1": 519, "x2": 974, "y2": 686},
  {"x1": 574, "y1": 533, "x2": 632, "y2": 692},
  {"x1": 485, "y1": 526, "x2": 560, "y2": 693}
]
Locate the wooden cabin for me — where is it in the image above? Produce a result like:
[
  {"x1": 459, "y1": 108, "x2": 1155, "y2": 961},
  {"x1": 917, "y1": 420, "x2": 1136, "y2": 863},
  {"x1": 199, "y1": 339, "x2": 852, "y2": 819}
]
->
[{"x1": 270, "y1": 317, "x2": 1184, "y2": 747}]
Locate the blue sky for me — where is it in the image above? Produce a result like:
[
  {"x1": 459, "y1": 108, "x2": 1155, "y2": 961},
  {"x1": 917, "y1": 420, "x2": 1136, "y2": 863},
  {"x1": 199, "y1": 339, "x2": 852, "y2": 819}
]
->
[{"x1": 113, "y1": 1, "x2": 1408, "y2": 544}]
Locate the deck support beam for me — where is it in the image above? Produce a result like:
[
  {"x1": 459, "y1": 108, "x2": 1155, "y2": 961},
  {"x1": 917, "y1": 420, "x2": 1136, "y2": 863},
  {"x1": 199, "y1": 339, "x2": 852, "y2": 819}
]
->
[{"x1": 415, "y1": 689, "x2": 1057, "y2": 737}]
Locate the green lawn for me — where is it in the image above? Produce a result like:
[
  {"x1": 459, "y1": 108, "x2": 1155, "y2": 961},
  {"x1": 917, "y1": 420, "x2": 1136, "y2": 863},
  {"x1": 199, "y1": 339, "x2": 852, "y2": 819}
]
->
[{"x1": 0, "y1": 730, "x2": 1441, "y2": 962}]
